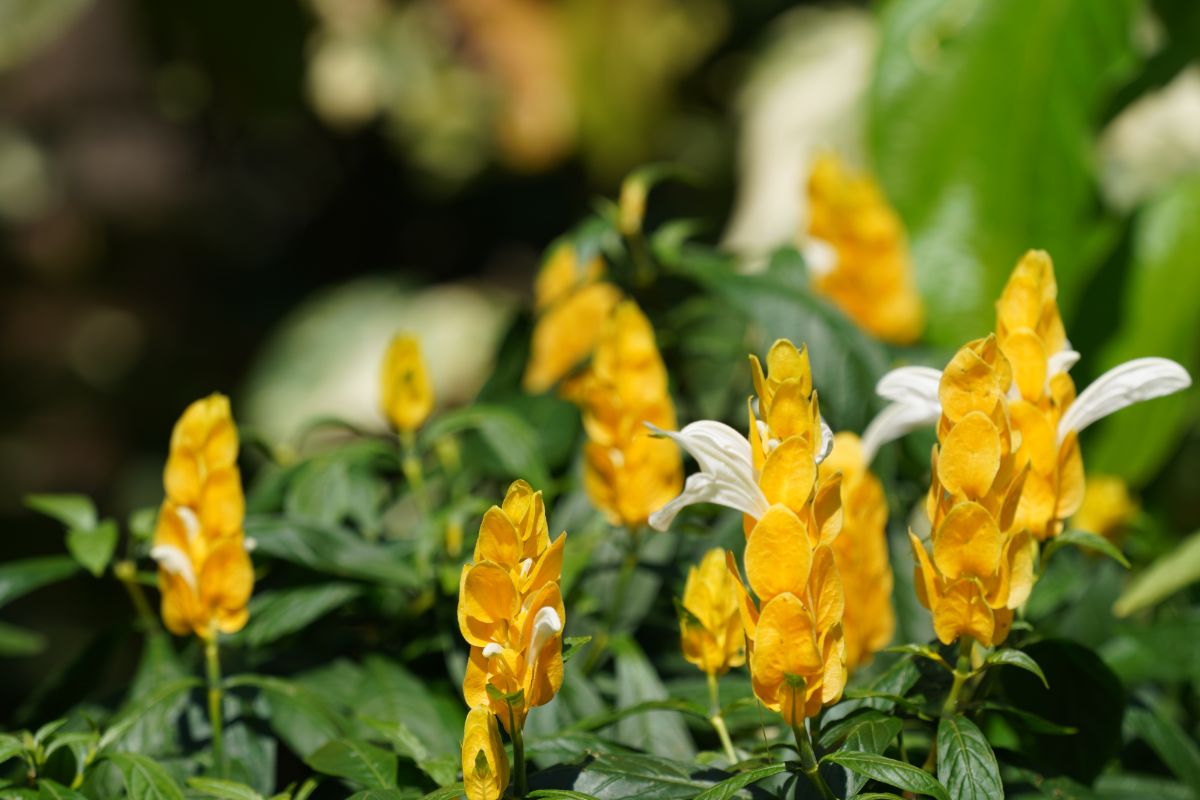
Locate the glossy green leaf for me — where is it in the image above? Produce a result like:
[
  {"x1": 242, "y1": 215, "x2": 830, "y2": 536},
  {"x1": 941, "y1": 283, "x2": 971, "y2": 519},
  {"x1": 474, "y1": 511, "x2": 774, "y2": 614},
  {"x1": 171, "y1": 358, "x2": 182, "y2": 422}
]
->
[
  {"x1": 985, "y1": 648, "x2": 1049, "y2": 688},
  {"x1": 235, "y1": 583, "x2": 362, "y2": 647},
  {"x1": 937, "y1": 716, "x2": 1002, "y2": 800},
  {"x1": 820, "y1": 751, "x2": 949, "y2": 800},
  {"x1": 305, "y1": 739, "x2": 397, "y2": 790},
  {"x1": 1113, "y1": 530, "x2": 1200, "y2": 617},
  {"x1": 35, "y1": 780, "x2": 89, "y2": 800},
  {"x1": 226, "y1": 674, "x2": 348, "y2": 759},
  {"x1": 529, "y1": 791, "x2": 605, "y2": 800},
  {"x1": 0, "y1": 556, "x2": 81, "y2": 608},
  {"x1": 25, "y1": 493, "x2": 97, "y2": 531},
  {"x1": 611, "y1": 637, "x2": 695, "y2": 761},
  {"x1": 103, "y1": 634, "x2": 193, "y2": 754},
  {"x1": 0, "y1": 733, "x2": 26, "y2": 764},
  {"x1": 820, "y1": 710, "x2": 904, "y2": 797},
  {"x1": 1043, "y1": 530, "x2": 1130, "y2": 570},
  {"x1": 421, "y1": 405, "x2": 551, "y2": 491},
  {"x1": 245, "y1": 517, "x2": 421, "y2": 588},
  {"x1": 185, "y1": 778, "x2": 265, "y2": 800},
  {"x1": 416, "y1": 786, "x2": 464, "y2": 800},
  {"x1": 104, "y1": 752, "x2": 185, "y2": 800},
  {"x1": 869, "y1": 0, "x2": 1136, "y2": 344},
  {"x1": 690, "y1": 763, "x2": 787, "y2": 800},
  {"x1": 1125, "y1": 707, "x2": 1200, "y2": 796},
  {"x1": 98, "y1": 677, "x2": 201, "y2": 751},
  {"x1": 66, "y1": 518, "x2": 118, "y2": 577},
  {"x1": 563, "y1": 753, "x2": 715, "y2": 799}
]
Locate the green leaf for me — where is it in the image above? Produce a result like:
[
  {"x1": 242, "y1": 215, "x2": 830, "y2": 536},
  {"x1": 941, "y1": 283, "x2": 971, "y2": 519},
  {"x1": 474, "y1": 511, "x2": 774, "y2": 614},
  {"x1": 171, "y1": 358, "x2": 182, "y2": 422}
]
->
[
  {"x1": 820, "y1": 711, "x2": 904, "y2": 797},
  {"x1": 1113, "y1": 530, "x2": 1200, "y2": 617},
  {"x1": 1125, "y1": 706, "x2": 1200, "y2": 796},
  {"x1": 0, "y1": 556, "x2": 81, "y2": 608},
  {"x1": 985, "y1": 648, "x2": 1049, "y2": 688},
  {"x1": 567, "y1": 752, "x2": 715, "y2": 799},
  {"x1": 0, "y1": 620, "x2": 46, "y2": 656},
  {"x1": 352, "y1": 657, "x2": 464, "y2": 760},
  {"x1": 561, "y1": 636, "x2": 593, "y2": 665},
  {"x1": 1043, "y1": 530, "x2": 1130, "y2": 570},
  {"x1": 66, "y1": 518, "x2": 119, "y2": 577},
  {"x1": 245, "y1": 516, "x2": 421, "y2": 588},
  {"x1": 820, "y1": 752, "x2": 949, "y2": 800},
  {"x1": 107, "y1": 633, "x2": 192, "y2": 754},
  {"x1": 0, "y1": 732, "x2": 26, "y2": 764},
  {"x1": 128, "y1": 506, "x2": 158, "y2": 540},
  {"x1": 98, "y1": 677, "x2": 201, "y2": 751},
  {"x1": 884, "y1": 644, "x2": 951, "y2": 670},
  {"x1": 35, "y1": 780, "x2": 89, "y2": 800},
  {"x1": 869, "y1": 0, "x2": 1136, "y2": 344},
  {"x1": 235, "y1": 583, "x2": 362, "y2": 647},
  {"x1": 104, "y1": 752, "x2": 186, "y2": 800},
  {"x1": 416, "y1": 786, "x2": 464, "y2": 800},
  {"x1": 974, "y1": 702, "x2": 1077, "y2": 736},
  {"x1": 528, "y1": 792, "x2": 605, "y2": 800},
  {"x1": 421, "y1": 405, "x2": 551, "y2": 491},
  {"x1": 937, "y1": 716, "x2": 1002, "y2": 800},
  {"x1": 305, "y1": 739, "x2": 397, "y2": 791},
  {"x1": 1087, "y1": 176, "x2": 1200, "y2": 483},
  {"x1": 690, "y1": 763, "x2": 788, "y2": 800},
  {"x1": 610, "y1": 637, "x2": 695, "y2": 761},
  {"x1": 1094, "y1": 772, "x2": 1194, "y2": 800},
  {"x1": 25, "y1": 493, "x2": 97, "y2": 531},
  {"x1": 185, "y1": 778, "x2": 265, "y2": 800},
  {"x1": 225, "y1": 673, "x2": 348, "y2": 759},
  {"x1": 345, "y1": 791, "x2": 418, "y2": 800}
]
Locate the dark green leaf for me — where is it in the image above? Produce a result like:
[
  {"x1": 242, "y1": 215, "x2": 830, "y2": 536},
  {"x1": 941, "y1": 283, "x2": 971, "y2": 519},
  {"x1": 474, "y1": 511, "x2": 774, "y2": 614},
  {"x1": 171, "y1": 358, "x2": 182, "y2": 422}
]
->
[
  {"x1": 0, "y1": 556, "x2": 81, "y2": 608},
  {"x1": 937, "y1": 716, "x2": 1002, "y2": 800},
  {"x1": 560, "y1": 752, "x2": 715, "y2": 799},
  {"x1": 985, "y1": 648, "x2": 1049, "y2": 688},
  {"x1": 353, "y1": 657, "x2": 464, "y2": 759},
  {"x1": 528, "y1": 791, "x2": 605, "y2": 800},
  {"x1": 245, "y1": 517, "x2": 421, "y2": 588},
  {"x1": 235, "y1": 583, "x2": 362, "y2": 647},
  {"x1": 1125, "y1": 706, "x2": 1200, "y2": 796},
  {"x1": 185, "y1": 777, "x2": 265, "y2": 800},
  {"x1": 25, "y1": 493, "x2": 96, "y2": 531},
  {"x1": 66, "y1": 518, "x2": 118, "y2": 577},
  {"x1": 98, "y1": 677, "x2": 201, "y2": 751},
  {"x1": 611, "y1": 638, "x2": 695, "y2": 761},
  {"x1": 416, "y1": 785, "x2": 464, "y2": 800},
  {"x1": 305, "y1": 739, "x2": 397, "y2": 790},
  {"x1": 690, "y1": 763, "x2": 787, "y2": 800},
  {"x1": 974, "y1": 702, "x2": 1077, "y2": 735},
  {"x1": 1093, "y1": 772, "x2": 1193, "y2": 800},
  {"x1": 0, "y1": 621, "x2": 46, "y2": 656},
  {"x1": 35, "y1": 780, "x2": 89, "y2": 800},
  {"x1": 105, "y1": 752, "x2": 186, "y2": 800},
  {"x1": 104, "y1": 634, "x2": 193, "y2": 754},
  {"x1": 1043, "y1": 530, "x2": 1130, "y2": 570},
  {"x1": 820, "y1": 711, "x2": 904, "y2": 797},
  {"x1": 820, "y1": 752, "x2": 949, "y2": 800},
  {"x1": 421, "y1": 405, "x2": 550, "y2": 490},
  {"x1": 225, "y1": 674, "x2": 348, "y2": 759}
]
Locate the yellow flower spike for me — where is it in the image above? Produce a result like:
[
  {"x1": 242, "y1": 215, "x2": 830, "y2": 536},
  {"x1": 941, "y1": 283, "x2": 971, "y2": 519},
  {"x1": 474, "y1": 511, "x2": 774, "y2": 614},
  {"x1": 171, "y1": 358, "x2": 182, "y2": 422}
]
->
[
  {"x1": 462, "y1": 708, "x2": 509, "y2": 800},
  {"x1": 679, "y1": 549, "x2": 746, "y2": 677},
  {"x1": 380, "y1": 333, "x2": 434, "y2": 434},
  {"x1": 457, "y1": 480, "x2": 566, "y2": 735},
  {"x1": 1071, "y1": 474, "x2": 1138, "y2": 543},
  {"x1": 802, "y1": 153, "x2": 924, "y2": 345},
  {"x1": 568, "y1": 300, "x2": 683, "y2": 527},
  {"x1": 151, "y1": 393, "x2": 254, "y2": 641}
]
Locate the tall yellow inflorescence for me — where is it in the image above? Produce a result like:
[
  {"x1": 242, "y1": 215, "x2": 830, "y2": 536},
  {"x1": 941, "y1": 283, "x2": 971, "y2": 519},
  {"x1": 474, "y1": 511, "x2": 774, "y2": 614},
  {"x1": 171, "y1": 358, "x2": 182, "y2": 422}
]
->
[
  {"x1": 523, "y1": 243, "x2": 623, "y2": 393},
  {"x1": 151, "y1": 394, "x2": 254, "y2": 640},
  {"x1": 805, "y1": 153, "x2": 924, "y2": 345},
  {"x1": 820, "y1": 432, "x2": 895, "y2": 670},
  {"x1": 380, "y1": 333, "x2": 435, "y2": 434},
  {"x1": 679, "y1": 548, "x2": 746, "y2": 677},
  {"x1": 458, "y1": 480, "x2": 566, "y2": 732},
  {"x1": 994, "y1": 251, "x2": 1084, "y2": 540},
  {"x1": 728, "y1": 340, "x2": 847, "y2": 726},
  {"x1": 567, "y1": 300, "x2": 683, "y2": 528},
  {"x1": 910, "y1": 336, "x2": 1036, "y2": 647}
]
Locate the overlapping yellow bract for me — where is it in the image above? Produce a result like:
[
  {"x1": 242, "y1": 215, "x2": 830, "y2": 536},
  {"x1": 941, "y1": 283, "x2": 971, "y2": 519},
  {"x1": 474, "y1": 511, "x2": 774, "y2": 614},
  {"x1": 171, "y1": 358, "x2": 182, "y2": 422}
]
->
[
  {"x1": 994, "y1": 251, "x2": 1085, "y2": 540},
  {"x1": 1072, "y1": 474, "x2": 1138, "y2": 543},
  {"x1": 805, "y1": 153, "x2": 924, "y2": 345},
  {"x1": 820, "y1": 433, "x2": 895, "y2": 669},
  {"x1": 729, "y1": 341, "x2": 846, "y2": 725},
  {"x1": 380, "y1": 333, "x2": 434, "y2": 434},
  {"x1": 567, "y1": 301, "x2": 682, "y2": 527},
  {"x1": 458, "y1": 480, "x2": 566, "y2": 732},
  {"x1": 679, "y1": 549, "x2": 746, "y2": 677},
  {"x1": 911, "y1": 337, "x2": 1036, "y2": 646},
  {"x1": 152, "y1": 394, "x2": 254, "y2": 640},
  {"x1": 523, "y1": 243, "x2": 622, "y2": 393},
  {"x1": 462, "y1": 707, "x2": 509, "y2": 800}
]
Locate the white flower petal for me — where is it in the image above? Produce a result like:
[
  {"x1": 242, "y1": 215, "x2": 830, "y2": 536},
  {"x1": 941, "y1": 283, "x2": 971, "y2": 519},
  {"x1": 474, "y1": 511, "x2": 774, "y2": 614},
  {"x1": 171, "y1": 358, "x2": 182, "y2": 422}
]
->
[
  {"x1": 1048, "y1": 348, "x2": 1081, "y2": 377},
  {"x1": 150, "y1": 544, "x2": 197, "y2": 592},
  {"x1": 816, "y1": 415, "x2": 835, "y2": 464},
  {"x1": 861, "y1": 400, "x2": 942, "y2": 464},
  {"x1": 876, "y1": 366, "x2": 943, "y2": 407},
  {"x1": 482, "y1": 642, "x2": 504, "y2": 658},
  {"x1": 529, "y1": 607, "x2": 562, "y2": 655},
  {"x1": 802, "y1": 237, "x2": 838, "y2": 279},
  {"x1": 1058, "y1": 357, "x2": 1192, "y2": 442}
]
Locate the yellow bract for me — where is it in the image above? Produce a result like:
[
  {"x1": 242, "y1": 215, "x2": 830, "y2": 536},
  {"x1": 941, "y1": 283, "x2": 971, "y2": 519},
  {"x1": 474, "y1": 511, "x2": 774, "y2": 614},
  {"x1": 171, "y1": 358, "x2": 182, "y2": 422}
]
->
[
  {"x1": 568, "y1": 301, "x2": 683, "y2": 527},
  {"x1": 911, "y1": 337, "x2": 1035, "y2": 647},
  {"x1": 679, "y1": 549, "x2": 747, "y2": 676},
  {"x1": 523, "y1": 243, "x2": 622, "y2": 393},
  {"x1": 994, "y1": 251, "x2": 1083, "y2": 540},
  {"x1": 462, "y1": 707, "x2": 509, "y2": 800},
  {"x1": 1071, "y1": 474, "x2": 1138, "y2": 543},
  {"x1": 459, "y1": 480, "x2": 566, "y2": 732},
  {"x1": 804, "y1": 153, "x2": 924, "y2": 345},
  {"x1": 380, "y1": 333, "x2": 434, "y2": 434},
  {"x1": 729, "y1": 341, "x2": 846, "y2": 725},
  {"x1": 153, "y1": 394, "x2": 254, "y2": 640},
  {"x1": 820, "y1": 433, "x2": 895, "y2": 670}
]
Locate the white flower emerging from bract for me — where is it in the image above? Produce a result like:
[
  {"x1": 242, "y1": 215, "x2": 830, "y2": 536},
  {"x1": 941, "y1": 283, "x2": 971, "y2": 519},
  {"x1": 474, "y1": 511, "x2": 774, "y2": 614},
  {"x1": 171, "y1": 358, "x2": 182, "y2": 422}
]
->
[
  {"x1": 150, "y1": 544, "x2": 197, "y2": 592},
  {"x1": 647, "y1": 417, "x2": 835, "y2": 531},
  {"x1": 861, "y1": 355, "x2": 1191, "y2": 461}
]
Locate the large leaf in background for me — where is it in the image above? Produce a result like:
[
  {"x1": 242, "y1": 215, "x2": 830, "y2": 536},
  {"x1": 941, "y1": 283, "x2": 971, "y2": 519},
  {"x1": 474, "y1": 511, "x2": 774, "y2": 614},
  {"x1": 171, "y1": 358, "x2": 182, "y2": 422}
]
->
[
  {"x1": 610, "y1": 637, "x2": 695, "y2": 762},
  {"x1": 869, "y1": 0, "x2": 1136, "y2": 345},
  {"x1": 421, "y1": 405, "x2": 551, "y2": 491},
  {"x1": 0, "y1": 556, "x2": 81, "y2": 608},
  {"x1": 936, "y1": 715, "x2": 1002, "y2": 800},
  {"x1": 233, "y1": 583, "x2": 363, "y2": 647},
  {"x1": 1125, "y1": 706, "x2": 1200, "y2": 797},
  {"x1": 532, "y1": 753, "x2": 717, "y2": 800},
  {"x1": 1085, "y1": 176, "x2": 1200, "y2": 483},
  {"x1": 245, "y1": 516, "x2": 421, "y2": 588}
]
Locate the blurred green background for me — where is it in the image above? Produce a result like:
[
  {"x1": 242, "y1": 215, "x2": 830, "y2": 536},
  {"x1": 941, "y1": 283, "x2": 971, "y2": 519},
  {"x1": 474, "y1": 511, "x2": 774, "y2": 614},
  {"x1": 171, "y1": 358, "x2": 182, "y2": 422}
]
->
[{"x1": 3, "y1": 0, "x2": 1200, "y2": 727}]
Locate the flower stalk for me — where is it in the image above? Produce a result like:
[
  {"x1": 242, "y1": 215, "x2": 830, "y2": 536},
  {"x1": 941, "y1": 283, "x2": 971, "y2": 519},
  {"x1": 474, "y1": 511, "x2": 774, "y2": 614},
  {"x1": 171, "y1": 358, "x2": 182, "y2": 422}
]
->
[
  {"x1": 706, "y1": 672, "x2": 737, "y2": 764},
  {"x1": 791, "y1": 718, "x2": 836, "y2": 800},
  {"x1": 205, "y1": 636, "x2": 225, "y2": 776},
  {"x1": 507, "y1": 700, "x2": 527, "y2": 799}
]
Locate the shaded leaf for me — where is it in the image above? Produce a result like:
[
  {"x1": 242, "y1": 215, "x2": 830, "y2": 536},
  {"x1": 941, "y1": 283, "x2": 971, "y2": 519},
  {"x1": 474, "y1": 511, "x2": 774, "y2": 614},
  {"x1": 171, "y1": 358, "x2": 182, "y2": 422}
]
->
[
  {"x1": 937, "y1": 716, "x2": 1003, "y2": 800},
  {"x1": 0, "y1": 556, "x2": 81, "y2": 608},
  {"x1": 611, "y1": 638, "x2": 695, "y2": 761},
  {"x1": 186, "y1": 778, "x2": 265, "y2": 800},
  {"x1": 691, "y1": 763, "x2": 788, "y2": 800},
  {"x1": 985, "y1": 649, "x2": 1049, "y2": 689},
  {"x1": 305, "y1": 739, "x2": 397, "y2": 791},
  {"x1": 1043, "y1": 530, "x2": 1130, "y2": 570},
  {"x1": 105, "y1": 752, "x2": 186, "y2": 800},
  {"x1": 66, "y1": 519, "x2": 119, "y2": 577},
  {"x1": 1125, "y1": 706, "x2": 1200, "y2": 796},
  {"x1": 1113, "y1": 530, "x2": 1200, "y2": 617},
  {"x1": 820, "y1": 752, "x2": 949, "y2": 800},
  {"x1": 235, "y1": 583, "x2": 362, "y2": 647},
  {"x1": 25, "y1": 494, "x2": 96, "y2": 531},
  {"x1": 421, "y1": 405, "x2": 551, "y2": 491}
]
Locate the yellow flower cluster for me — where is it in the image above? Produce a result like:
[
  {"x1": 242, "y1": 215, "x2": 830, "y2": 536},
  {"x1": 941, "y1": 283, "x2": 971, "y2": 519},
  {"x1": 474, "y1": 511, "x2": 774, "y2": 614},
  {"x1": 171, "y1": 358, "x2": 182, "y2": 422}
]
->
[
  {"x1": 461, "y1": 707, "x2": 509, "y2": 800},
  {"x1": 730, "y1": 340, "x2": 846, "y2": 725},
  {"x1": 804, "y1": 153, "x2": 924, "y2": 345},
  {"x1": 994, "y1": 251, "x2": 1084, "y2": 540},
  {"x1": 910, "y1": 337, "x2": 1036, "y2": 646},
  {"x1": 820, "y1": 433, "x2": 895, "y2": 670},
  {"x1": 458, "y1": 480, "x2": 566, "y2": 732},
  {"x1": 152, "y1": 394, "x2": 254, "y2": 640},
  {"x1": 380, "y1": 333, "x2": 435, "y2": 434},
  {"x1": 523, "y1": 243, "x2": 622, "y2": 393},
  {"x1": 1072, "y1": 474, "x2": 1138, "y2": 543},
  {"x1": 679, "y1": 549, "x2": 745, "y2": 677},
  {"x1": 567, "y1": 301, "x2": 683, "y2": 528}
]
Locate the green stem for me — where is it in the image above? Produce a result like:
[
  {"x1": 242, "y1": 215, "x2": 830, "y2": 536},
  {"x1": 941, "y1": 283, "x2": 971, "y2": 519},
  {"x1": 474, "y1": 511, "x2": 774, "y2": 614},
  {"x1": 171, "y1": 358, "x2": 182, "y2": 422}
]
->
[
  {"x1": 792, "y1": 721, "x2": 836, "y2": 800},
  {"x1": 926, "y1": 638, "x2": 976, "y2": 773},
  {"x1": 400, "y1": 430, "x2": 428, "y2": 517},
  {"x1": 706, "y1": 672, "x2": 738, "y2": 764},
  {"x1": 508, "y1": 703, "x2": 526, "y2": 799},
  {"x1": 114, "y1": 560, "x2": 158, "y2": 631},
  {"x1": 205, "y1": 637, "x2": 225, "y2": 776}
]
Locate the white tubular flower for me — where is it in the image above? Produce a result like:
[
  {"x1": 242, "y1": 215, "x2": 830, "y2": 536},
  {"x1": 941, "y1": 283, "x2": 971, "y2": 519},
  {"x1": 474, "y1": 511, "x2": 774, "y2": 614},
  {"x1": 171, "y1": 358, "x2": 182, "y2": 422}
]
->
[
  {"x1": 859, "y1": 366, "x2": 943, "y2": 463},
  {"x1": 1057, "y1": 357, "x2": 1192, "y2": 444},
  {"x1": 150, "y1": 544, "x2": 197, "y2": 592},
  {"x1": 647, "y1": 420, "x2": 769, "y2": 531}
]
